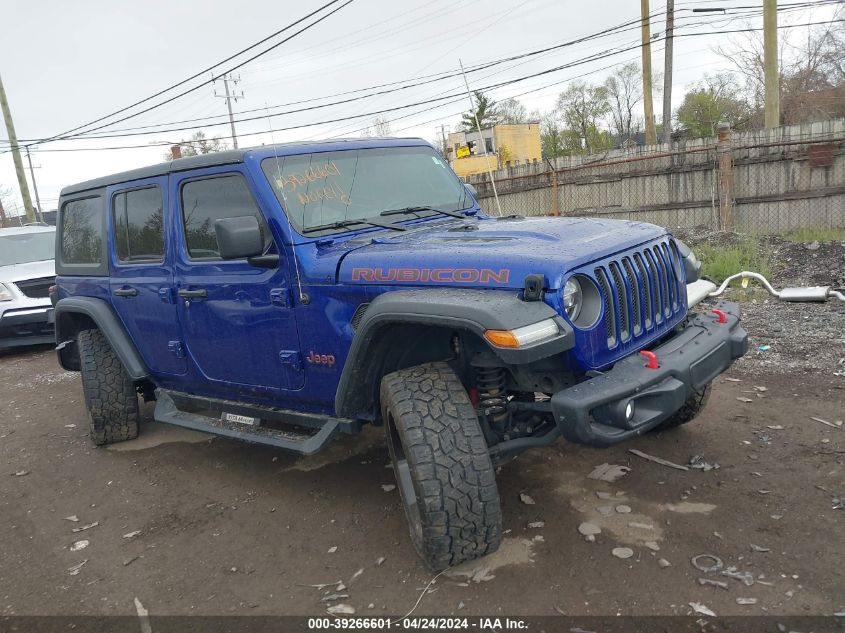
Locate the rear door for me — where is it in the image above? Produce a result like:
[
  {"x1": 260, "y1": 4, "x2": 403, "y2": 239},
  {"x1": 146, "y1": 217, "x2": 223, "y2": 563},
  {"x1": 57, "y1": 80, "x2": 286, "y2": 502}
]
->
[
  {"x1": 108, "y1": 178, "x2": 186, "y2": 376},
  {"x1": 172, "y1": 168, "x2": 304, "y2": 396}
]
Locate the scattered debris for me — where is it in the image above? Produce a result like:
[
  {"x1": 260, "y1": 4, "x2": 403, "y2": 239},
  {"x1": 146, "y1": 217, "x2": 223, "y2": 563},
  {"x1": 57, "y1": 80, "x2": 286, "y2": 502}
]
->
[
  {"x1": 691, "y1": 554, "x2": 724, "y2": 573},
  {"x1": 596, "y1": 505, "x2": 614, "y2": 516},
  {"x1": 689, "y1": 455, "x2": 720, "y2": 471},
  {"x1": 644, "y1": 541, "x2": 660, "y2": 551},
  {"x1": 724, "y1": 377, "x2": 742, "y2": 382},
  {"x1": 134, "y1": 597, "x2": 152, "y2": 633},
  {"x1": 595, "y1": 491, "x2": 627, "y2": 500},
  {"x1": 749, "y1": 544, "x2": 771, "y2": 553},
  {"x1": 349, "y1": 568, "x2": 364, "y2": 583},
  {"x1": 611, "y1": 547, "x2": 634, "y2": 559},
  {"x1": 458, "y1": 601, "x2": 465, "y2": 610},
  {"x1": 753, "y1": 385, "x2": 768, "y2": 392},
  {"x1": 766, "y1": 425, "x2": 784, "y2": 430},
  {"x1": 553, "y1": 605, "x2": 566, "y2": 616},
  {"x1": 123, "y1": 556, "x2": 140, "y2": 567},
  {"x1": 698, "y1": 578, "x2": 729, "y2": 590},
  {"x1": 757, "y1": 345, "x2": 771, "y2": 353},
  {"x1": 327, "y1": 546, "x2": 337, "y2": 554},
  {"x1": 722, "y1": 567, "x2": 755, "y2": 586},
  {"x1": 736, "y1": 598, "x2": 758, "y2": 605},
  {"x1": 628, "y1": 522, "x2": 654, "y2": 530},
  {"x1": 67, "y1": 560, "x2": 87, "y2": 576},
  {"x1": 578, "y1": 522, "x2": 601, "y2": 538},
  {"x1": 327, "y1": 604, "x2": 356, "y2": 616},
  {"x1": 689, "y1": 602, "x2": 717, "y2": 617},
  {"x1": 587, "y1": 463, "x2": 630, "y2": 482},
  {"x1": 527, "y1": 522, "x2": 545, "y2": 529},
  {"x1": 381, "y1": 484, "x2": 396, "y2": 492},
  {"x1": 12, "y1": 471, "x2": 29, "y2": 477},
  {"x1": 519, "y1": 493, "x2": 536, "y2": 505},
  {"x1": 71, "y1": 522, "x2": 99, "y2": 533},
  {"x1": 321, "y1": 593, "x2": 350, "y2": 603},
  {"x1": 810, "y1": 416, "x2": 842, "y2": 429},
  {"x1": 70, "y1": 540, "x2": 89, "y2": 552},
  {"x1": 375, "y1": 556, "x2": 386, "y2": 566},
  {"x1": 737, "y1": 397, "x2": 754, "y2": 403},
  {"x1": 658, "y1": 558, "x2": 671, "y2": 568},
  {"x1": 615, "y1": 504, "x2": 632, "y2": 514},
  {"x1": 628, "y1": 449, "x2": 689, "y2": 471},
  {"x1": 300, "y1": 581, "x2": 344, "y2": 590},
  {"x1": 64, "y1": 515, "x2": 80, "y2": 522},
  {"x1": 122, "y1": 530, "x2": 141, "y2": 540}
]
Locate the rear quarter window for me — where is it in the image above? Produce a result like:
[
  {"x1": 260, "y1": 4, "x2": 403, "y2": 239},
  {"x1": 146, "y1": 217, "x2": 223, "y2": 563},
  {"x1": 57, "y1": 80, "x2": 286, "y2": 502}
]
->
[{"x1": 56, "y1": 193, "x2": 108, "y2": 276}]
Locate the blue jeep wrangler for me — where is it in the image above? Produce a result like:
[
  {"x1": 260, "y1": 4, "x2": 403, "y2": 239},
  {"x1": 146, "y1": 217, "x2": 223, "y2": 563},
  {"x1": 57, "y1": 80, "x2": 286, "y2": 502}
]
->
[{"x1": 53, "y1": 138, "x2": 747, "y2": 570}]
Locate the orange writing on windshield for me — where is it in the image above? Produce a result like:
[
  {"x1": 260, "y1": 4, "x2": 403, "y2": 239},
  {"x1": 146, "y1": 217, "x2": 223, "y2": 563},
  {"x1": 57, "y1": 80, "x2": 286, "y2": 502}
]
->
[
  {"x1": 297, "y1": 181, "x2": 350, "y2": 206},
  {"x1": 276, "y1": 162, "x2": 342, "y2": 193}
]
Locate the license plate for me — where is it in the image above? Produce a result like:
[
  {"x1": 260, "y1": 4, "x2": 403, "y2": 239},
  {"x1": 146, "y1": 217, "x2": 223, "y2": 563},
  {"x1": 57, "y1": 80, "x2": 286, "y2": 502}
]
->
[{"x1": 222, "y1": 412, "x2": 258, "y2": 426}]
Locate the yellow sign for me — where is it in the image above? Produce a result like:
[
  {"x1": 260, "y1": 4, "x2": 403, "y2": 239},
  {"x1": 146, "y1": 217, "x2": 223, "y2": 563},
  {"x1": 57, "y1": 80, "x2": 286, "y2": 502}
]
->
[{"x1": 456, "y1": 145, "x2": 470, "y2": 158}]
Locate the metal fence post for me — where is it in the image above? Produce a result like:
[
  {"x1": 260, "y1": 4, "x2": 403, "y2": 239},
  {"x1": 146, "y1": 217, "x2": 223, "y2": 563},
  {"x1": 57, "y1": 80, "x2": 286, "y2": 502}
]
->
[
  {"x1": 716, "y1": 121, "x2": 733, "y2": 230},
  {"x1": 547, "y1": 158, "x2": 560, "y2": 216}
]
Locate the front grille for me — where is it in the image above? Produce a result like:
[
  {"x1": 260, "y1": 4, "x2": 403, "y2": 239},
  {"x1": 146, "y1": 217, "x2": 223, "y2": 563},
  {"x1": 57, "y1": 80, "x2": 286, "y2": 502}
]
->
[
  {"x1": 594, "y1": 239, "x2": 685, "y2": 350},
  {"x1": 14, "y1": 277, "x2": 54, "y2": 299}
]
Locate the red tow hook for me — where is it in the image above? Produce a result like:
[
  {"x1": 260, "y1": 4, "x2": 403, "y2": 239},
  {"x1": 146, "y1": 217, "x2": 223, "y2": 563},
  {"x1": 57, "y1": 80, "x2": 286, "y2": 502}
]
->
[
  {"x1": 711, "y1": 308, "x2": 728, "y2": 324},
  {"x1": 639, "y1": 350, "x2": 659, "y2": 369}
]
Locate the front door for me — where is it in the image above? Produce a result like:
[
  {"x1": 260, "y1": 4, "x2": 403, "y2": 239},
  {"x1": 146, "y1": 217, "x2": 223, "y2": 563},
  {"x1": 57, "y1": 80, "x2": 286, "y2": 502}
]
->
[
  {"x1": 172, "y1": 168, "x2": 304, "y2": 397},
  {"x1": 108, "y1": 177, "x2": 186, "y2": 376}
]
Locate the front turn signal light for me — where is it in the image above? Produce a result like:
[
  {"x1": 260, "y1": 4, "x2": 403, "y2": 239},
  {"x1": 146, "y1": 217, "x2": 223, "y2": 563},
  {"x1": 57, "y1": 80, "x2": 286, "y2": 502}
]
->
[{"x1": 483, "y1": 318, "x2": 559, "y2": 349}]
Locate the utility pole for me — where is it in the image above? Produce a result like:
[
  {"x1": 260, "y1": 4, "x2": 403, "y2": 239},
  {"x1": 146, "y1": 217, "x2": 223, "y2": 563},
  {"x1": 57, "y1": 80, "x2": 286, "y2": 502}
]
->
[
  {"x1": 214, "y1": 73, "x2": 243, "y2": 149},
  {"x1": 662, "y1": 0, "x2": 675, "y2": 146},
  {"x1": 640, "y1": 0, "x2": 656, "y2": 145},
  {"x1": 0, "y1": 72, "x2": 35, "y2": 223},
  {"x1": 25, "y1": 147, "x2": 43, "y2": 222},
  {"x1": 763, "y1": 0, "x2": 780, "y2": 128},
  {"x1": 437, "y1": 123, "x2": 449, "y2": 158}
]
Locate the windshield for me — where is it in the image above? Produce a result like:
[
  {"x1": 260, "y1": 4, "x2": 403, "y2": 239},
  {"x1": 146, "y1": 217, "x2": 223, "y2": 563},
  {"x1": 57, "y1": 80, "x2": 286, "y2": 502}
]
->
[
  {"x1": 261, "y1": 146, "x2": 472, "y2": 234},
  {"x1": 0, "y1": 230, "x2": 56, "y2": 266}
]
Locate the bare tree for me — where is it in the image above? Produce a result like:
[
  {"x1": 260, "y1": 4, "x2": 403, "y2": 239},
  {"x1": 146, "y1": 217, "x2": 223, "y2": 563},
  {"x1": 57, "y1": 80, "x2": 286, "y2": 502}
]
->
[
  {"x1": 604, "y1": 62, "x2": 642, "y2": 142},
  {"x1": 362, "y1": 116, "x2": 393, "y2": 137},
  {"x1": 555, "y1": 81, "x2": 611, "y2": 152},
  {"x1": 164, "y1": 131, "x2": 230, "y2": 161},
  {"x1": 497, "y1": 98, "x2": 530, "y2": 124}
]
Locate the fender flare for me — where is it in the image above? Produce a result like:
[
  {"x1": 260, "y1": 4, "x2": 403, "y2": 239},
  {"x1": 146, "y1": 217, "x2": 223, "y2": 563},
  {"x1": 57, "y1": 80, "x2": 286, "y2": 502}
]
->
[
  {"x1": 54, "y1": 296, "x2": 150, "y2": 381},
  {"x1": 335, "y1": 288, "x2": 573, "y2": 417}
]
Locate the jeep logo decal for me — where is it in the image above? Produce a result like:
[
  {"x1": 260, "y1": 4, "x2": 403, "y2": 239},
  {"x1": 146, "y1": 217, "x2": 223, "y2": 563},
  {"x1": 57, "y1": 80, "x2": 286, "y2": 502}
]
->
[
  {"x1": 351, "y1": 267, "x2": 510, "y2": 284},
  {"x1": 306, "y1": 351, "x2": 336, "y2": 367}
]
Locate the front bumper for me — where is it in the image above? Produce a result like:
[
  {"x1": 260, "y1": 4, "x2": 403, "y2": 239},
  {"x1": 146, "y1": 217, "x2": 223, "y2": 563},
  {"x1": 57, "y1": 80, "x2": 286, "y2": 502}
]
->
[
  {"x1": 0, "y1": 305, "x2": 54, "y2": 349},
  {"x1": 551, "y1": 301, "x2": 748, "y2": 447}
]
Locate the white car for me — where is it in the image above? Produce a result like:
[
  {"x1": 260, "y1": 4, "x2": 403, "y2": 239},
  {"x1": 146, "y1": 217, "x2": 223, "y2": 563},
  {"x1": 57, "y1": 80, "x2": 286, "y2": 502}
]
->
[{"x1": 0, "y1": 225, "x2": 56, "y2": 349}]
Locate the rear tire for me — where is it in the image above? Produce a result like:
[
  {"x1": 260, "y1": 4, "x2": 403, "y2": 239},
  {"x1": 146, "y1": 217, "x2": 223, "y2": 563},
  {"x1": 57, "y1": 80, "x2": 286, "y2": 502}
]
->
[
  {"x1": 654, "y1": 384, "x2": 712, "y2": 431},
  {"x1": 380, "y1": 362, "x2": 502, "y2": 571},
  {"x1": 77, "y1": 328, "x2": 139, "y2": 446}
]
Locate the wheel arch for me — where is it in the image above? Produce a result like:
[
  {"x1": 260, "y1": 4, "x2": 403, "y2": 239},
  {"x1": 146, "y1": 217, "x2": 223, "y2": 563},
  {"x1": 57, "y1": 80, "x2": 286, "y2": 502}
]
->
[
  {"x1": 54, "y1": 296, "x2": 150, "y2": 381},
  {"x1": 335, "y1": 288, "x2": 574, "y2": 418}
]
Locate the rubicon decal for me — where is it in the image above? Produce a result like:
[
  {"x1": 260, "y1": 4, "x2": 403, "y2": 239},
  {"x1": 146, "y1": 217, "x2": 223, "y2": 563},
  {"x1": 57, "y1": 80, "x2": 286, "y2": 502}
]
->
[{"x1": 351, "y1": 267, "x2": 510, "y2": 284}]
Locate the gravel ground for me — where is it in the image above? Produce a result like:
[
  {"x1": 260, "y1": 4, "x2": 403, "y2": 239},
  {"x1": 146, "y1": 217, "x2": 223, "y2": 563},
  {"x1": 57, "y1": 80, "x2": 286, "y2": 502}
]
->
[{"x1": 676, "y1": 229, "x2": 845, "y2": 378}]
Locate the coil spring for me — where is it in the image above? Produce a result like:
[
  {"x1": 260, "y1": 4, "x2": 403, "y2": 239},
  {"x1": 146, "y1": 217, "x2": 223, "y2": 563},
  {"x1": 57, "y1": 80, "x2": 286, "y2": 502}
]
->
[{"x1": 475, "y1": 366, "x2": 508, "y2": 417}]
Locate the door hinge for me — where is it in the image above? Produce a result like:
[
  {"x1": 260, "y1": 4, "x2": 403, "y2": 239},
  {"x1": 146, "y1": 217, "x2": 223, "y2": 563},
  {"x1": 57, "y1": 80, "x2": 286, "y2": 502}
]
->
[
  {"x1": 278, "y1": 350, "x2": 302, "y2": 371},
  {"x1": 270, "y1": 287, "x2": 292, "y2": 308},
  {"x1": 168, "y1": 340, "x2": 186, "y2": 358},
  {"x1": 159, "y1": 287, "x2": 175, "y2": 304}
]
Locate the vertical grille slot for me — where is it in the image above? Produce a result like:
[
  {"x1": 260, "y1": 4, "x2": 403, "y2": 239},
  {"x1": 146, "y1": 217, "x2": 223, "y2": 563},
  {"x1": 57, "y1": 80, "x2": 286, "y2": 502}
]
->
[
  {"x1": 651, "y1": 246, "x2": 671, "y2": 318},
  {"x1": 643, "y1": 249, "x2": 664, "y2": 324},
  {"x1": 621, "y1": 257, "x2": 642, "y2": 335},
  {"x1": 609, "y1": 261, "x2": 630, "y2": 342},
  {"x1": 595, "y1": 267, "x2": 617, "y2": 348},
  {"x1": 632, "y1": 253, "x2": 653, "y2": 329}
]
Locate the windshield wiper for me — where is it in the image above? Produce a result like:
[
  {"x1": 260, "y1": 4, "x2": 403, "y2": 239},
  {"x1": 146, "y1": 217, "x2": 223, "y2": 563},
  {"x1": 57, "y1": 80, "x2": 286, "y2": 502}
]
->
[
  {"x1": 380, "y1": 206, "x2": 467, "y2": 219},
  {"x1": 301, "y1": 218, "x2": 407, "y2": 234}
]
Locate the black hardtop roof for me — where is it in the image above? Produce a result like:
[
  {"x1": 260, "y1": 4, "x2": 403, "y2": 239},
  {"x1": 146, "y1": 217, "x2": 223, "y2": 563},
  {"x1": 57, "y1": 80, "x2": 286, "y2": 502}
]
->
[{"x1": 59, "y1": 137, "x2": 424, "y2": 197}]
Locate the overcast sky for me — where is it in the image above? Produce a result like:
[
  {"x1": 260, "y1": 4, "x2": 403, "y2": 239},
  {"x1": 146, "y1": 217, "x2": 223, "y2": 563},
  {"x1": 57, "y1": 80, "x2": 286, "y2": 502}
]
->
[{"x1": 0, "y1": 0, "x2": 836, "y2": 216}]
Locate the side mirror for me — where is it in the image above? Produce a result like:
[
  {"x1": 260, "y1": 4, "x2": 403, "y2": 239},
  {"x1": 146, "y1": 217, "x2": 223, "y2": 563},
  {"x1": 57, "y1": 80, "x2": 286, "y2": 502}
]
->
[
  {"x1": 215, "y1": 216, "x2": 264, "y2": 260},
  {"x1": 465, "y1": 183, "x2": 478, "y2": 198}
]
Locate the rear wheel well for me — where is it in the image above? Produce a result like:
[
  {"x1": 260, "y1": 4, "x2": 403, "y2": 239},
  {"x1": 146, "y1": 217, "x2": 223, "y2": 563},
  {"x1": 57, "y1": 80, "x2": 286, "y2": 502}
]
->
[{"x1": 55, "y1": 312, "x2": 97, "y2": 371}]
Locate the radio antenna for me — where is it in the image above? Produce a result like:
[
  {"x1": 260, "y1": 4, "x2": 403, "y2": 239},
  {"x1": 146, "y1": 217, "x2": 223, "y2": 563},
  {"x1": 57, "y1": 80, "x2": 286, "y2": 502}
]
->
[
  {"x1": 459, "y1": 58, "x2": 502, "y2": 217},
  {"x1": 265, "y1": 104, "x2": 306, "y2": 304}
]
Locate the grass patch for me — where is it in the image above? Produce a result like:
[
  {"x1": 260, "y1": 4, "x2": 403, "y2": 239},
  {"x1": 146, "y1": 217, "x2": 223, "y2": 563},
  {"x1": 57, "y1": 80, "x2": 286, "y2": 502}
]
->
[
  {"x1": 696, "y1": 238, "x2": 772, "y2": 283},
  {"x1": 783, "y1": 227, "x2": 845, "y2": 243}
]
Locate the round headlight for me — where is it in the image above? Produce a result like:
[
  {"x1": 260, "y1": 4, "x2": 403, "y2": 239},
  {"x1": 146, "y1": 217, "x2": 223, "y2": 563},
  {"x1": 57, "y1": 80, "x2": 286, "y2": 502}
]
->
[{"x1": 563, "y1": 277, "x2": 582, "y2": 321}]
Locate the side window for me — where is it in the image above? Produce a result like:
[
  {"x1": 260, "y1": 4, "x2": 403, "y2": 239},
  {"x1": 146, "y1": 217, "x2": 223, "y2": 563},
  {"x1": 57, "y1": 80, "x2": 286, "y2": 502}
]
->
[
  {"x1": 61, "y1": 197, "x2": 103, "y2": 264},
  {"x1": 180, "y1": 174, "x2": 270, "y2": 259},
  {"x1": 113, "y1": 187, "x2": 164, "y2": 263}
]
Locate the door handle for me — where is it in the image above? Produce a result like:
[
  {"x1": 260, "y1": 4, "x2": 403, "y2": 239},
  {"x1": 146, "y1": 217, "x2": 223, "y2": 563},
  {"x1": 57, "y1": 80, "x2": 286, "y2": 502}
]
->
[
  {"x1": 113, "y1": 287, "x2": 138, "y2": 297},
  {"x1": 178, "y1": 288, "x2": 208, "y2": 299}
]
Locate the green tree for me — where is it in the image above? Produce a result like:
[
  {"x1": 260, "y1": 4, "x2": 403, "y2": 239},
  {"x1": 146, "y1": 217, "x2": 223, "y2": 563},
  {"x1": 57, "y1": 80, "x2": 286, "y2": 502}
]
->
[
  {"x1": 555, "y1": 81, "x2": 611, "y2": 153},
  {"x1": 459, "y1": 91, "x2": 499, "y2": 131},
  {"x1": 676, "y1": 74, "x2": 749, "y2": 137}
]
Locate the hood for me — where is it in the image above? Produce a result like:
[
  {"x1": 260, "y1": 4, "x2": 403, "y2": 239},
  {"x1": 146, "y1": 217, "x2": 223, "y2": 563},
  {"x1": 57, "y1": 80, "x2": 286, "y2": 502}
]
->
[
  {"x1": 336, "y1": 216, "x2": 667, "y2": 289},
  {"x1": 0, "y1": 259, "x2": 56, "y2": 284}
]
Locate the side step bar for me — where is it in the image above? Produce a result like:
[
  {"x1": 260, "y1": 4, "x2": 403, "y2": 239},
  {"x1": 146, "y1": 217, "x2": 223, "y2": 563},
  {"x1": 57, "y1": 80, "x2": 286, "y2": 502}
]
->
[{"x1": 153, "y1": 390, "x2": 354, "y2": 455}]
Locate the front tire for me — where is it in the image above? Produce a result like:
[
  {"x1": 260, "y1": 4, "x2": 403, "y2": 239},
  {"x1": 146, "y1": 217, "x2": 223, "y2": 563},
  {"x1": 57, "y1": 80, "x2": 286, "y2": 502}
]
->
[
  {"x1": 654, "y1": 384, "x2": 712, "y2": 431},
  {"x1": 77, "y1": 328, "x2": 139, "y2": 446},
  {"x1": 380, "y1": 362, "x2": 502, "y2": 571}
]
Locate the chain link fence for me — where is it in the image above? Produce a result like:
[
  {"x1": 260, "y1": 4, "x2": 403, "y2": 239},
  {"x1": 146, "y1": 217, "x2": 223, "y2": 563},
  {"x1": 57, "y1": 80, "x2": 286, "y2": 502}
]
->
[{"x1": 465, "y1": 119, "x2": 845, "y2": 235}]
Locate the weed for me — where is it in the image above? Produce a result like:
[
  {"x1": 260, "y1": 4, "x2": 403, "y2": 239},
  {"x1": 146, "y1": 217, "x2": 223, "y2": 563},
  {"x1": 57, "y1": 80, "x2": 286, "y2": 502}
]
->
[{"x1": 782, "y1": 227, "x2": 845, "y2": 243}]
